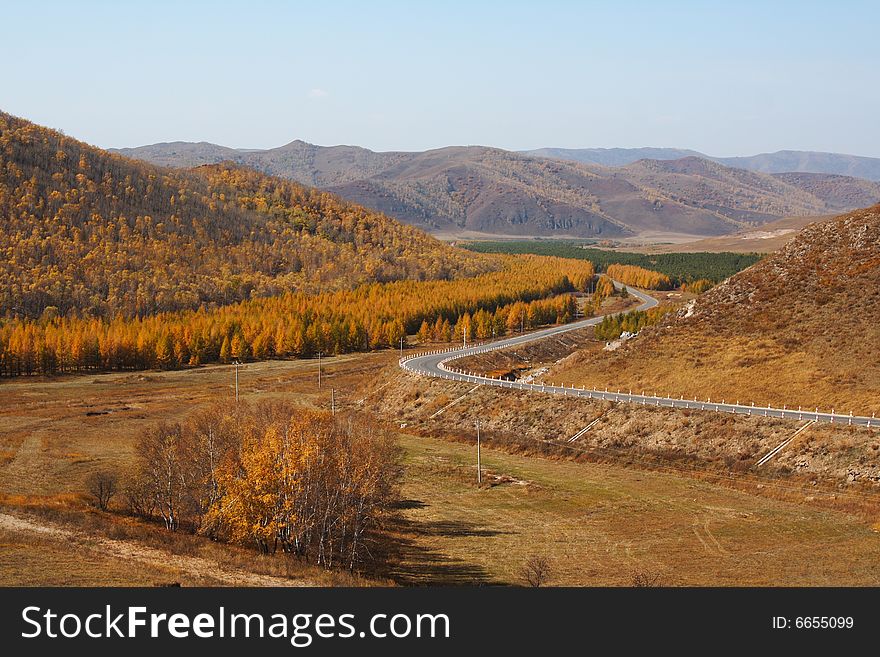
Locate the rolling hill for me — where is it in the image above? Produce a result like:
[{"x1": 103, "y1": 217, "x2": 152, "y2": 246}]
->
[
  {"x1": 717, "y1": 150, "x2": 880, "y2": 181},
  {"x1": 116, "y1": 141, "x2": 880, "y2": 239},
  {"x1": 550, "y1": 204, "x2": 880, "y2": 411},
  {"x1": 522, "y1": 147, "x2": 703, "y2": 167},
  {"x1": 526, "y1": 147, "x2": 880, "y2": 181},
  {"x1": 0, "y1": 111, "x2": 490, "y2": 320}
]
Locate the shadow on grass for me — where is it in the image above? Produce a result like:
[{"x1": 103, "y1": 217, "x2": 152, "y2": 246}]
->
[
  {"x1": 372, "y1": 501, "x2": 514, "y2": 586},
  {"x1": 393, "y1": 499, "x2": 428, "y2": 510}
]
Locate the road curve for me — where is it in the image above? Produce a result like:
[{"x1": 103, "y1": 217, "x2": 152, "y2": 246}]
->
[{"x1": 400, "y1": 285, "x2": 877, "y2": 428}]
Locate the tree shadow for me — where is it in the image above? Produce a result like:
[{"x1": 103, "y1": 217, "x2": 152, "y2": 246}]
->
[
  {"x1": 393, "y1": 499, "x2": 428, "y2": 510},
  {"x1": 370, "y1": 500, "x2": 515, "y2": 586},
  {"x1": 408, "y1": 518, "x2": 512, "y2": 538}
]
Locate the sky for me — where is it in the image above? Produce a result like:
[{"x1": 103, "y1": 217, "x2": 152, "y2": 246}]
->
[{"x1": 2, "y1": 0, "x2": 879, "y2": 156}]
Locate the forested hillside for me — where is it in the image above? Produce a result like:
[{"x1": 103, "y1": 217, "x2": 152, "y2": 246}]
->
[
  {"x1": 0, "y1": 112, "x2": 489, "y2": 320},
  {"x1": 0, "y1": 256, "x2": 594, "y2": 375}
]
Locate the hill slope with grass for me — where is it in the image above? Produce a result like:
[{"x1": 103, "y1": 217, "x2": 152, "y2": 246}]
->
[{"x1": 551, "y1": 204, "x2": 880, "y2": 412}]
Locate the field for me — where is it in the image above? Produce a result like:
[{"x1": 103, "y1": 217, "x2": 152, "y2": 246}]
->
[
  {"x1": 395, "y1": 433, "x2": 880, "y2": 586},
  {"x1": 2, "y1": 349, "x2": 880, "y2": 586},
  {"x1": 0, "y1": 355, "x2": 380, "y2": 497},
  {"x1": 625, "y1": 215, "x2": 826, "y2": 254}
]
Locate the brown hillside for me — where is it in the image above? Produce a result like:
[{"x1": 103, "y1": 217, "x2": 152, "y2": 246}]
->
[
  {"x1": 772, "y1": 172, "x2": 880, "y2": 210},
  {"x1": 551, "y1": 205, "x2": 880, "y2": 413},
  {"x1": 117, "y1": 141, "x2": 880, "y2": 238}
]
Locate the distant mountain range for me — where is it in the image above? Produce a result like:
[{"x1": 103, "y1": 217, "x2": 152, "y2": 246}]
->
[
  {"x1": 114, "y1": 141, "x2": 880, "y2": 239},
  {"x1": 523, "y1": 147, "x2": 880, "y2": 181}
]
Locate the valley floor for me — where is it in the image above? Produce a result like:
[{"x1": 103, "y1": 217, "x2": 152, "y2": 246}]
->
[
  {"x1": 393, "y1": 433, "x2": 880, "y2": 586},
  {"x1": 1, "y1": 346, "x2": 879, "y2": 586}
]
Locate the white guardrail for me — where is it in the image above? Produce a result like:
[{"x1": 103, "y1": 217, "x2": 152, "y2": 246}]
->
[{"x1": 398, "y1": 343, "x2": 878, "y2": 429}]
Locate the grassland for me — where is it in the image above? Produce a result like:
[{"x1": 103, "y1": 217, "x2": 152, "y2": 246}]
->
[
  {"x1": 0, "y1": 354, "x2": 395, "y2": 497},
  {"x1": 2, "y1": 350, "x2": 880, "y2": 586},
  {"x1": 626, "y1": 215, "x2": 823, "y2": 254},
  {"x1": 393, "y1": 433, "x2": 880, "y2": 586}
]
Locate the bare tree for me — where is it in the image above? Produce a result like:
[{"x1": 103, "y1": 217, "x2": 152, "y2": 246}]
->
[
  {"x1": 122, "y1": 473, "x2": 155, "y2": 518},
  {"x1": 138, "y1": 423, "x2": 184, "y2": 530},
  {"x1": 85, "y1": 470, "x2": 118, "y2": 511},
  {"x1": 179, "y1": 405, "x2": 237, "y2": 531},
  {"x1": 520, "y1": 555, "x2": 552, "y2": 587}
]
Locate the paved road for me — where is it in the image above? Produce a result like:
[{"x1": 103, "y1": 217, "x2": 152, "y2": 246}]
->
[{"x1": 401, "y1": 285, "x2": 877, "y2": 428}]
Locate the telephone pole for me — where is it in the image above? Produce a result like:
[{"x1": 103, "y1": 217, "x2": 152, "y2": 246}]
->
[
  {"x1": 399, "y1": 336, "x2": 404, "y2": 359},
  {"x1": 331, "y1": 388, "x2": 336, "y2": 416},
  {"x1": 463, "y1": 325, "x2": 468, "y2": 348},
  {"x1": 233, "y1": 360, "x2": 240, "y2": 402},
  {"x1": 317, "y1": 351, "x2": 322, "y2": 389},
  {"x1": 476, "y1": 420, "x2": 482, "y2": 485}
]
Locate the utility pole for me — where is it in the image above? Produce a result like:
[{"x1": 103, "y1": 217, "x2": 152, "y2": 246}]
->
[
  {"x1": 476, "y1": 420, "x2": 482, "y2": 485},
  {"x1": 331, "y1": 388, "x2": 336, "y2": 416},
  {"x1": 317, "y1": 351, "x2": 322, "y2": 389},
  {"x1": 233, "y1": 360, "x2": 240, "y2": 402},
  {"x1": 463, "y1": 325, "x2": 467, "y2": 348},
  {"x1": 520, "y1": 310, "x2": 525, "y2": 334},
  {"x1": 399, "y1": 336, "x2": 404, "y2": 359}
]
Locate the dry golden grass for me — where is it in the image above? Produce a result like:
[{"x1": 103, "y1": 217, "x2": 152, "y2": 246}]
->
[
  {"x1": 369, "y1": 367, "x2": 880, "y2": 513},
  {"x1": 0, "y1": 503, "x2": 377, "y2": 587},
  {"x1": 0, "y1": 524, "x2": 207, "y2": 586},
  {"x1": 0, "y1": 353, "x2": 389, "y2": 497},
  {"x1": 552, "y1": 206, "x2": 880, "y2": 414},
  {"x1": 0, "y1": 353, "x2": 396, "y2": 586},
  {"x1": 391, "y1": 432, "x2": 880, "y2": 586},
  {"x1": 3, "y1": 341, "x2": 880, "y2": 586}
]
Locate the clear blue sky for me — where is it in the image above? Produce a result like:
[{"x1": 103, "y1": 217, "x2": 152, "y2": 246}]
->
[{"x1": 2, "y1": 0, "x2": 878, "y2": 156}]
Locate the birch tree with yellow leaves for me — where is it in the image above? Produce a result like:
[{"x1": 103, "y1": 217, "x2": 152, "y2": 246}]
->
[{"x1": 134, "y1": 402, "x2": 400, "y2": 570}]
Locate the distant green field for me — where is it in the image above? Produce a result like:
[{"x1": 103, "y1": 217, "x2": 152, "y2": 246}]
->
[{"x1": 464, "y1": 241, "x2": 761, "y2": 284}]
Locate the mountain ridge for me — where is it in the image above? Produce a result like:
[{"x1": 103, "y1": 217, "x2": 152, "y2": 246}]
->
[
  {"x1": 524, "y1": 147, "x2": 880, "y2": 181},
  {"x1": 115, "y1": 140, "x2": 880, "y2": 238}
]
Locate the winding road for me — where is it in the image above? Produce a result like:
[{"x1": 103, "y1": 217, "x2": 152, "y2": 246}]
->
[{"x1": 400, "y1": 285, "x2": 877, "y2": 428}]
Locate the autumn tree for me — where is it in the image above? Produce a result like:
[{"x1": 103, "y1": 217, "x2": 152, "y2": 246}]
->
[
  {"x1": 1, "y1": 257, "x2": 595, "y2": 376},
  {"x1": 606, "y1": 264, "x2": 672, "y2": 290},
  {"x1": 130, "y1": 401, "x2": 401, "y2": 570}
]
